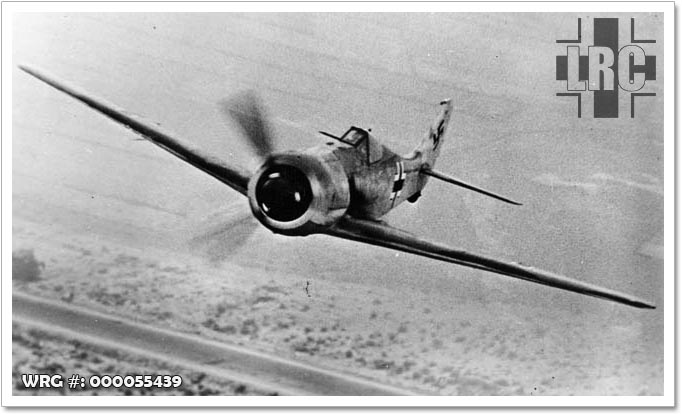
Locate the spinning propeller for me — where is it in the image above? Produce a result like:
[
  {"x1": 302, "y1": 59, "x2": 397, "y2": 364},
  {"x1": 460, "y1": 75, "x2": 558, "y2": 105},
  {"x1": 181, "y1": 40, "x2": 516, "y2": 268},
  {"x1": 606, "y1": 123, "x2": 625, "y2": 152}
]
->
[
  {"x1": 221, "y1": 92, "x2": 275, "y2": 162},
  {"x1": 222, "y1": 93, "x2": 313, "y2": 224}
]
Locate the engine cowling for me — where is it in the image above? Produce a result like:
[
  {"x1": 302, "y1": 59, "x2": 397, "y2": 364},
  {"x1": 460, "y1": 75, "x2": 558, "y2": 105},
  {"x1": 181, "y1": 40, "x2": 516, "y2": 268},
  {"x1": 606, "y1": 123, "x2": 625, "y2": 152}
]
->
[{"x1": 247, "y1": 150, "x2": 350, "y2": 236}]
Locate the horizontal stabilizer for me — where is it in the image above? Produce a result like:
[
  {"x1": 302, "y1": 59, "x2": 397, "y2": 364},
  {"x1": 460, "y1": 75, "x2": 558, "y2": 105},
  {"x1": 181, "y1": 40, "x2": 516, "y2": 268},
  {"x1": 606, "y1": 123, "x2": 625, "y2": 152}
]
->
[{"x1": 422, "y1": 169, "x2": 522, "y2": 206}]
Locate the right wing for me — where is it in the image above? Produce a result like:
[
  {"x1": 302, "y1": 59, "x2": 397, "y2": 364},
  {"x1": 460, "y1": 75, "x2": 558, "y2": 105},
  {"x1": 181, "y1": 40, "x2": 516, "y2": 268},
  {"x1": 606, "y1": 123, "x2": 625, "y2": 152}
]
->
[
  {"x1": 19, "y1": 64, "x2": 251, "y2": 196},
  {"x1": 325, "y1": 216, "x2": 655, "y2": 309}
]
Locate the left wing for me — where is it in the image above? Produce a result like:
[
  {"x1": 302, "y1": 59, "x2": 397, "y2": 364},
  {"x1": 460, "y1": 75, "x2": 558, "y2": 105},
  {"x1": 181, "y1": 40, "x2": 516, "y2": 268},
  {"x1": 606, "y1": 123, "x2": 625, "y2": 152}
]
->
[
  {"x1": 324, "y1": 216, "x2": 655, "y2": 309},
  {"x1": 19, "y1": 64, "x2": 251, "y2": 196}
]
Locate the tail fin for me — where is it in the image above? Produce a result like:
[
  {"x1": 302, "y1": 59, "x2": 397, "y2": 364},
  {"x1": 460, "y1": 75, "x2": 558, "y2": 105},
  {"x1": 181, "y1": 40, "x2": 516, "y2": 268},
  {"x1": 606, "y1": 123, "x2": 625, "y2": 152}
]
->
[{"x1": 415, "y1": 99, "x2": 453, "y2": 168}]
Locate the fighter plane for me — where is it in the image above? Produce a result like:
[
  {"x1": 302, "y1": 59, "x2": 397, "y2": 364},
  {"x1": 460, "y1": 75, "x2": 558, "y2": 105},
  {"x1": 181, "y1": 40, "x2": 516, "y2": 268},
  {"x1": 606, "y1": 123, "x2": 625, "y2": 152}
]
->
[{"x1": 18, "y1": 64, "x2": 655, "y2": 309}]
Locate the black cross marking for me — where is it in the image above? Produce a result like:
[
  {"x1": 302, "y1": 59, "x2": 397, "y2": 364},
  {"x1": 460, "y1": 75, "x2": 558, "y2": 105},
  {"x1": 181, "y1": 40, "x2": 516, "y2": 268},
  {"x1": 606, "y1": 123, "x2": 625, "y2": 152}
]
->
[
  {"x1": 432, "y1": 119, "x2": 445, "y2": 150},
  {"x1": 390, "y1": 161, "x2": 406, "y2": 207}
]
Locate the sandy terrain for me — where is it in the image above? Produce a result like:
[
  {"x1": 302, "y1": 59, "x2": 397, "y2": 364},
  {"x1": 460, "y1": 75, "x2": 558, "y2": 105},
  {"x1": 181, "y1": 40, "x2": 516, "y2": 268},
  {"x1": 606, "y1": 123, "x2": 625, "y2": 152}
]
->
[
  {"x1": 13, "y1": 217, "x2": 662, "y2": 395},
  {"x1": 12, "y1": 13, "x2": 664, "y2": 396}
]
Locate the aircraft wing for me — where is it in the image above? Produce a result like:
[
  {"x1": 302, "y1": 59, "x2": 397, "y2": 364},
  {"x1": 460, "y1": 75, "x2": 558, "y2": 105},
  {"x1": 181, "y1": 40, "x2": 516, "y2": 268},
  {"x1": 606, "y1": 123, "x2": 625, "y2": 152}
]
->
[
  {"x1": 19, "y1": 64, "x2": 251, "y2": 196},
  {"x1": 324, "y1": 216, "x2": 655, "y2": 309}
]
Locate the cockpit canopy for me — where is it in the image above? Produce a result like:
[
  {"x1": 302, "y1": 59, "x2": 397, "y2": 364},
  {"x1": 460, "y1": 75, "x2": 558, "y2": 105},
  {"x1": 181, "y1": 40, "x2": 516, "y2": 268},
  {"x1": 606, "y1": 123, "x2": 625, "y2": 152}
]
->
[
  {"x1": 338, "y1": 127, "x2": 366, "y2": 146},
  {"x1": 333, "y1": 126, "x2": 384, "y2": 164}
]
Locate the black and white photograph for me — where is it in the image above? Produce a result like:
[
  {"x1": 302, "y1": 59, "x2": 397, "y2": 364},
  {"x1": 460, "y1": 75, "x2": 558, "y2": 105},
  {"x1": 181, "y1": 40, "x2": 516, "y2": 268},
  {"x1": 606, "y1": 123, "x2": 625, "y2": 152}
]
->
[{"x1": 3, "y1": 2, "x2": 674, "y2": 407}]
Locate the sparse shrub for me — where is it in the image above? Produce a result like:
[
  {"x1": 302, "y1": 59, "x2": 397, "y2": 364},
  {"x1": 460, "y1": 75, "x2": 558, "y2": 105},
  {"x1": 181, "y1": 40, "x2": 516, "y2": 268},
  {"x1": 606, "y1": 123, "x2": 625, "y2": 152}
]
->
[
  {"x1": 240, "y1": 319, "x2": 258, "y2": 336},
  {"x1": 215, "y1": 303, "x2": 229, "y2": 316},
  {"x1": 218, "y1": 325, "x2": 237, "y2": 334},
  {"x1": 293, "y1": 344, "x2": 308, "y2": 353},
  {"x1": 13, "y1": 249, "x2": 44, "y2": 282},
  {"x1": 199, "y1": 388, "x2": 218, "y2": 396},
  {"x1": 42, "y1": 362, "x2": 65, "y2": 376},
  {"x1": 61, "y1": 291, "x2": 75, "y2": 303},
  {"x1": 189, "y1": 373, "x2": 206, "y2": 384},
  {"x1": 202, "y1": 319, "x2": 237, "y2": 334},
  {"x1": 252, "y1": 296, "x2": 275, "y2": 305},
  {"x1": 495, "y1": 379, "x2": 509, "y2": 387},
  {"x1": 373, "y1": 359, "x2": 393, "y2": 370},
  {"x1": 292, "y1": 341, "x2": 318, "y2": 354},
  {"x1": 403, "y1": 360, "x2": 416, "y2": 371}
]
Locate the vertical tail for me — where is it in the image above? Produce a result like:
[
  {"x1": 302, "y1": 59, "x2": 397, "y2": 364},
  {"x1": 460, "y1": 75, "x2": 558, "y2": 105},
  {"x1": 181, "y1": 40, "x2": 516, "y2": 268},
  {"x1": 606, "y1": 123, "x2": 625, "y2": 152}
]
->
[{"x1": 415, "y1": 99, "x2": 453, "y2": 168}]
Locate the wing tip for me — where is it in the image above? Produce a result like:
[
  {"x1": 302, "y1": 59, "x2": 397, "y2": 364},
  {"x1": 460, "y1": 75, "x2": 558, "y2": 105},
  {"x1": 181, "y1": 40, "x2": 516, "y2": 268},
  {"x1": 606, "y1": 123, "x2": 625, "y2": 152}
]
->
[
  {"x1": 18, "y1": 63, "x2": 39, "y2": 76},
  {"x1": 606, "y1": 294, "x2": 656, "y2": 309},
  {"x1": 18, "y1": 63, "x2": 61, "y2": 91},
  {"x1": 637, "y1": 301, "x2": 657, "y2": 310}
]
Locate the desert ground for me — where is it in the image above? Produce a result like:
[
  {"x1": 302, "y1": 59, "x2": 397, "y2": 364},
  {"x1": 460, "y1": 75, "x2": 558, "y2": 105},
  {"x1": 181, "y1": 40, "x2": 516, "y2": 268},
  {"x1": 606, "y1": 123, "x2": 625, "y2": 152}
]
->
[{"x1": 12, "y1": 13, "x2": 664, "y2": 395}]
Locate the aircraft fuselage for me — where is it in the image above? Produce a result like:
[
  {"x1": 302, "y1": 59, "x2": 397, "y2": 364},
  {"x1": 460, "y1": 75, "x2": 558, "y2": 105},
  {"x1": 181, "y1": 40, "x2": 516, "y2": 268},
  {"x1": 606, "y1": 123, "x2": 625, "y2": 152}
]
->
[{"x1": 311, "y1": 140, "x2": 424, "y2": 220}]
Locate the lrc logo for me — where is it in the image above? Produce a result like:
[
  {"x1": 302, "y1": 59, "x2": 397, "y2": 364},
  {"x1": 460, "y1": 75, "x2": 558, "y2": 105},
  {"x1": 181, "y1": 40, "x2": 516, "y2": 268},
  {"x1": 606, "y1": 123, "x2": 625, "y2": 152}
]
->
[{"x1": 556, "y1": 18, "x2": 657, "y2": 118}]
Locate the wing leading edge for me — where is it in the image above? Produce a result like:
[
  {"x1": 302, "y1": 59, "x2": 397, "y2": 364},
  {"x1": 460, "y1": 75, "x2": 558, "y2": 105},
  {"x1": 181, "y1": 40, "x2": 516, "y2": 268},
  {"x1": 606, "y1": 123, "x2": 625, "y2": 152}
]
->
[
  {"x1": 325, "y1": 216, "x2": 655, "y2": 309},
  {"x1": 19, "y1": 64, "x2": 251, "y2": 196}
]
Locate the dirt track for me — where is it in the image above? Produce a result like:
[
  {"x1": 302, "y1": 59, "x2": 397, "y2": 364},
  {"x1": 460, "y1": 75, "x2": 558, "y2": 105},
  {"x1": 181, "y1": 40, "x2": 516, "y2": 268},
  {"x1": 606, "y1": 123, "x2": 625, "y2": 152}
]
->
[{"x1": 13, "y1": 292, "x2": 417, "y2": 395}]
